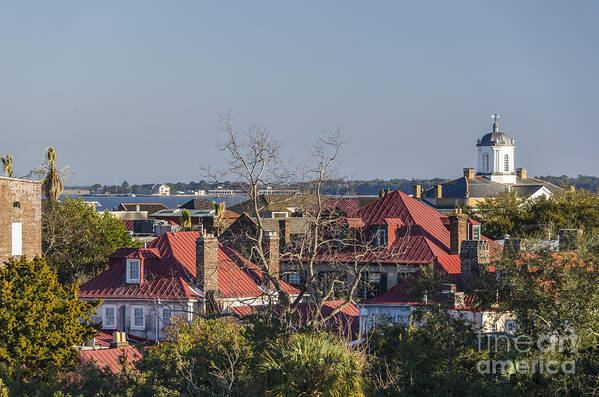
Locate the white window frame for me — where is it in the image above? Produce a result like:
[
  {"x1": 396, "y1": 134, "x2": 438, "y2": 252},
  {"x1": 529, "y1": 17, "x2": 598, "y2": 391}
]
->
[
  {"x1": 131, "y1": 305, "x2": 145, "y2": 330},
  {"x1": 126, "y1": 259, "x2": 141, "y2": 284},
  {"x1": 11, "y1": 222, "x2": 22, "y2": 256},
  {"x1": 102, "y1": 305, "x2": 117, "y2": 329}
]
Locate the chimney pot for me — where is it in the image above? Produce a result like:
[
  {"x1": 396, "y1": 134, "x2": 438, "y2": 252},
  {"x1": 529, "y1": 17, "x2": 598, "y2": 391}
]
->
[
  {"x1": 434, "y1": 184, "x2": 442, "y2": 199},
  {"x1": 463, "y1": 168, "x2": 475, "y2": 178},
  {"x1": 413, "y1": 184, "x2": 422, "y2": 199},
  {"x1": 516, "y1": 168, "x2": 527, "y2": 179}
]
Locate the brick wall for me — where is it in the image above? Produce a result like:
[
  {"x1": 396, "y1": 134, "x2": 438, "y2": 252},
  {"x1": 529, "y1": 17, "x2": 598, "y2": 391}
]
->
[{"x1": 0, "y1": 177, "x2": 42, "y2": 265}]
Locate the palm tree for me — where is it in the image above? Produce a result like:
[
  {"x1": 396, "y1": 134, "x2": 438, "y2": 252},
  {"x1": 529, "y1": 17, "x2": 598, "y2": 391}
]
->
[
  {"x1": 41, "y1": 147, "x2": 64, "y2": 202},
  {"x1": 180, "y1": 209, "x2": 192, "y2": 230},
  {"x1": 214, "y1": 201, "x2": 226, "y2": 236},
  {"x1": 259, "y1": 333, "x2": 365, "y2": 397},
  {"x1": 1, "y1": 154, "x2": 13, "y2": 177}
]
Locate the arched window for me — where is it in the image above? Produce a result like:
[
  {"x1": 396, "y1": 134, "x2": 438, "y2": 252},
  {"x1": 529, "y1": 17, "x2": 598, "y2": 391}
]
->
[
  {"x1": 13, "y1": 201, "x2": 20, "y2": 208},
  {"x1": 504, "y1": 154, "x2": 509, "y2": 172},
  {"x1": 483, "y1": 154, "x2": 489, "y2": 172}
]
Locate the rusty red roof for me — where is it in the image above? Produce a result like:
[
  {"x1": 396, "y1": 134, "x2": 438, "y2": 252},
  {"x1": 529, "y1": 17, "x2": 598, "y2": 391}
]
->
[
  {"x1": 314, "y1": 191, "x2": 501, "y2": 265},
  {"x1": 79, "y1": 347, "x2": 143, "y2": 374},
  {"x1": 79, "y1": 231, "x2": 298, "y2": 301}
]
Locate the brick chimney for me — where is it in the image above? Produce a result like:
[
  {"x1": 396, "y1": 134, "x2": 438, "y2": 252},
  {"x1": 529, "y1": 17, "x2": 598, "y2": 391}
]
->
[
  {"x1": 110, "y1": 331, "x2": 129, "y2": 348},
  {"x1": 196, "y1": 233, "x2": 219, "y2": 293},
  {"x1": 449, "y1": 213, "x2": 468, "y2": 255},
  {"x1": 434, "y1": 184, "x2": 442, "y2": 199},
  {"x1": 463, "y1": 168, "x2": 475, "y2": 178},
  {"x1": 413, "y1": 184, "x2": 422, "y2": 199},
  {"x1": 264, "y1": 231, "x2": 280, "y2": 281},
  {"x1": 460, "y1": 239, "x2": 490, "y2": 291},
  {"x1": 516, "y1": 168, "x2": 527, "y2": 179}
]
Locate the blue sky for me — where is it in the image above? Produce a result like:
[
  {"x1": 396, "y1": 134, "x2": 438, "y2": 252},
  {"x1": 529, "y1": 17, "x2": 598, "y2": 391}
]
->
[{"x1": 1, "y1": 1, "x2": 598, "y2": 185}]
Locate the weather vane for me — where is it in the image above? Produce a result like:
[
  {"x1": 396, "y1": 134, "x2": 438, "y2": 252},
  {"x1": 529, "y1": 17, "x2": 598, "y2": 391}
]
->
[{"x1": 491, "y1": 113, "x2": 499, "y2": 132}]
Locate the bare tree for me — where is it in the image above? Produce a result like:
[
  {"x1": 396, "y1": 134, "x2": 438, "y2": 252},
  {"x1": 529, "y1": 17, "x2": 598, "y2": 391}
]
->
[{"x1": 204, "y1": 114, "x2": 400, "y2": 331}]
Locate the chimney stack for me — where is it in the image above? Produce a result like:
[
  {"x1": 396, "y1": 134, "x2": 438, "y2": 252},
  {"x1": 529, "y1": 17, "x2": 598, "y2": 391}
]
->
[
  {"x1": 196, "y1": 233, "x2": 219, "y2": 293},
  {"x1": 460, "y1": 239, "x2": 490, "y2": 291},
  {"x1": 413, "y1": 184, "x2": 422, "y2": 199},
  {"x1": 463, "y1": 168, "x2": 475, "y2": 179},
  {"x1": 516, "y1": 168, "x2": 527, "y2": 179},
  {"x1": 434, "y1": 184, "x2": 442, "y2": 199},
  {"x1": 264, "y1": 231, "x2": 280, "y2": 287},
  {"x1": 449, "y1": 212, "x2": 468, "y2": 255}
]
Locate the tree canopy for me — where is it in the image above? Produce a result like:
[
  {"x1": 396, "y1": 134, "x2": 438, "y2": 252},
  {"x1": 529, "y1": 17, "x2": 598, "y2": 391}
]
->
[
  {"x1": 0, "y1": 257, "x2": 98, "y2": 380},
  {"x1": 467, "y1": 189, "x2": 599, "y2": 240},
  {"x1": 42, "y1": 197, "x2": 141, "y2": 284}
]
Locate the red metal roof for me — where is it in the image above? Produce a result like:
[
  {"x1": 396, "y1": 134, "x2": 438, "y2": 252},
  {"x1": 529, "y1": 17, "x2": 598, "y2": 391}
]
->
[
  {"x1": 314, "y1": 191, "x2": 501, "y2": 265},
  {"x1": 79, "y1": 232, "x2": 298, "y2": 301},
  {"x1": 79, "y1": 346, "x2": 143, "y2": 374}
]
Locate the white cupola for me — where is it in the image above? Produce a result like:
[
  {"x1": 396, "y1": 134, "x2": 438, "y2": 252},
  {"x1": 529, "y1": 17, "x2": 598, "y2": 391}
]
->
[{"x1": 476, "y1": 114, "x2": 516, "y2": 184}]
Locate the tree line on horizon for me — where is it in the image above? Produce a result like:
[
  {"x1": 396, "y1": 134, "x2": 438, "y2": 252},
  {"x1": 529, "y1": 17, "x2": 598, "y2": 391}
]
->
[{"x1": 86, "y1": 175, "x2": 599, "y2": 196}]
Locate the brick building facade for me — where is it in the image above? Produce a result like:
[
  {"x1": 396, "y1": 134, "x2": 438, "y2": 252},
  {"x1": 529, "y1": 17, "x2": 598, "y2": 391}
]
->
[{"x1": 0, "y1": 177, "x2": 42, "y2": 265}]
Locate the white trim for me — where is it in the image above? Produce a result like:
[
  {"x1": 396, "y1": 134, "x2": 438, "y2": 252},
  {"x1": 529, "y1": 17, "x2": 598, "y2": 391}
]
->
[
  {"x1": 102, "y1": 305, "x2": 117, "y2": 329},
  {"x1": 11, "y1": 222, "x2": 22, "y2": 256},
  {"x1": 131, "y1": 305, "x2": 145, "y2": 330},
  {"x1": 126, "y1": 259, "x2": 141, "y2": 284}
]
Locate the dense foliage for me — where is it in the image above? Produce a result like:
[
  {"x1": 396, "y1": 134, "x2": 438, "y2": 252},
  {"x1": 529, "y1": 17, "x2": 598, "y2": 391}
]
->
[
  {"x1": 42, "y1": 198, "x2": 142, "y2": 284},
  {"x1": 0, "y1": 257, "x2": 98, "y2": 382},
  {"x1": 489, "y1": 243, "x2": 599, "y2": 395},
  {"x1": 366, "y1": 307, "x2": 508, "y2": 396},
  {"x1": 467, "y1": 189, "x2": 599, "y2": 240}
]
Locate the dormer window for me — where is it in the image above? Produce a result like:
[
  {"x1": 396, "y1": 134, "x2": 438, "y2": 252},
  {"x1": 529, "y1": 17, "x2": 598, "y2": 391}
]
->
[
  {"x1": 126, "y1": 259, "x2": 141, "y2": 284},
  {"x1": 374, "y1": 227, "x2": 388, "y2": 247}
]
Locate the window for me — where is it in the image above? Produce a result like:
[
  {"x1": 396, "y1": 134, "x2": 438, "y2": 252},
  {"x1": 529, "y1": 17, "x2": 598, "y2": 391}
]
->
[
  {"x1": 162, "y1": 307, "x2": 172, "y2": 326},
  {"x1": 505, "y1": 320, "x2": 517, "y2": 333},
  {"x1": 471, "y1": 224, "x2": 481, "y2": 241},
  {"x1": 357, "y1": 271, "x2": 386, "y2": 299},
  {"x1": 504, "y1": 154, "x2": 509, "y2": 171},
  {"x1": 103, "y1": 305, "x2": 116, "y2": 328},
  {"x1": 374, "y1": 228, "x2": 388, "y2": 247},
  {"x1": 286, "y1": 272, "x2": 301, "y2": 286},
  {"x1": 490, "y1": 322, "x2": 498, "y2": 333},
  {"x1": 483, "y1": 153, "x2": 489, "y2": 172},
  {"x1": 11, "y1": 222, "x2": 22, "y2": 256},
  {"x1": 13, "y1": 201, "x2": 20, "y2": 208},
  {"x1": 131, "y1": 306, "x2": 145, "y2": 330},
  {"x1": 126, "y1": 259, "x2": 141, "y2": 284}
]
